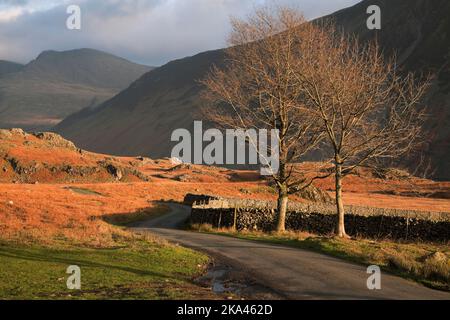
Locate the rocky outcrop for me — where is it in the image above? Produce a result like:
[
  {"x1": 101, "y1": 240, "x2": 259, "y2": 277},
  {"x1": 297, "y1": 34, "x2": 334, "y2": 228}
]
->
[
  {"x1": 105, "y1": 164, "x2": 123, "y2": 181},
  {"x1": 0, "y1": 128, "x2": 21, "y2": 138},
  {"x1": 33, "y1": 132, "x2": 77, "y2": 150},
  {"x1": 295, "y1": 185, "x2": 333, "y2": 203},
  {"x1": 0, "y1": 129, "x2": 151, "y2": 183}
]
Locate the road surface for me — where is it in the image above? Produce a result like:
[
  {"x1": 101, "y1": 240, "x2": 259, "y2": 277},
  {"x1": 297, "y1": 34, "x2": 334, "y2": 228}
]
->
[{"x1": 131, "y1": 203, "x2": 450, "y2": 300}]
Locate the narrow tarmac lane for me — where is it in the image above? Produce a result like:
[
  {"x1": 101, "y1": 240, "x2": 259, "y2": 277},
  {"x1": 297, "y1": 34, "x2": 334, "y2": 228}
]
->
[{"x1": 131, "y1": 203, "x2": 450, "y2": 300}]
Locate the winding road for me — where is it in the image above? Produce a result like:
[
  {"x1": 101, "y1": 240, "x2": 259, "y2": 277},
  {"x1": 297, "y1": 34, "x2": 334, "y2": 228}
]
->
[{"x1": 131, "y1": 203, "x2": 450, "y2": 300}]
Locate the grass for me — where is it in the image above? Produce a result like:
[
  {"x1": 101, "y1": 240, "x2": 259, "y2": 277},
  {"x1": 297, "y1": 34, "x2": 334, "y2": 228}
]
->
[
  {"x1": 0, "y1": 236, "x2": 213, "y2": 300},
  {"x1": 190, "y1": 224, "x2": 450, "y2": 292},
  {"x1": 0, "y1": 202, "x2": 217, "y2": 300},
  {"x1": 0, "y1": 193, "x2": 222, "y2": 300}
]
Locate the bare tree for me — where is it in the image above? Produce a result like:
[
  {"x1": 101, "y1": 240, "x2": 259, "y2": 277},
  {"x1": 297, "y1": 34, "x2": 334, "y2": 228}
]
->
[
  {"x1": 202, "y1": 6, "x2": 429, "y2": 236},
  {"x1": 292, "y1": 23, "x2": 430, "y2": 238},
  {"x1": 201, "y1": 7, "x2": 326, "y2": 232}
]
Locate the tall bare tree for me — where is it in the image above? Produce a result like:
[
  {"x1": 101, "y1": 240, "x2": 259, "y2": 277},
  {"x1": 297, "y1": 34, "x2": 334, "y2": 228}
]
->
[
  {"x1": 203, "y1": 6, "x2": 428, "y2": 236},
  {"x1": 292, "y1": 23, "x2": 430, "y2": 237},
  {"x1": 201, "y1": 7, "x2": 325, "y2": 232}
]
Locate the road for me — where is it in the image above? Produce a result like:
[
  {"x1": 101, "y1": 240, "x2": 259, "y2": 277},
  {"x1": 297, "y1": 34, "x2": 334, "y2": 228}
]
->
[{"x1": 131, "y1": 203, "x2": 450, "y2": 300}]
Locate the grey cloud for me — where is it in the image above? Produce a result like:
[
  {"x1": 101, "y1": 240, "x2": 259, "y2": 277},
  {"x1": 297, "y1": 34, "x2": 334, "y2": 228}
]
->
[
  {"x1": 0, "y1": 0, "x2": 361, "y2": 66},
  {"x1": 78, "y1": 0, "x2": 164, "y2": 17},
  {"x1": 0, "y1": 0, "x2": 29, "y2": 6}
]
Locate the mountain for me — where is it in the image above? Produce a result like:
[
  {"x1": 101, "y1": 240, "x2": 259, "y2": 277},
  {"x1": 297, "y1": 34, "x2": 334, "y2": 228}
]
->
[
  {"x1": 0, "y1": 49, "x2": 152, "y2": 131},
  {"x1": 55, "y1": 0, "x2": 450, "y2": 179},
  {"x1": 324, "y1": 0, "x2": 450, "y2": 179},
  {"x1": 55, "y1": 49, "x2": 225, "y2": 157},
  {"x1": 0, "y1": 60, "x2": 23, "y2": 76}
]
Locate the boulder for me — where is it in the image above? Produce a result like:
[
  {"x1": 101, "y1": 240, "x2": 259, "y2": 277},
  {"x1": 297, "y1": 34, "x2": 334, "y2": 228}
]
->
[
  {"x1": 106, "y1": 164, "x2": 123, "y2": 181},
  {"x1": 297, "y1": 184, "x2": 333, "y2": 203}
]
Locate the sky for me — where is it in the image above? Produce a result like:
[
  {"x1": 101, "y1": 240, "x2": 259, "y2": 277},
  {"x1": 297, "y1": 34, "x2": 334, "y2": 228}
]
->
[{"x1": 0, "y1": 0, "x2": 361, "y2": 66}]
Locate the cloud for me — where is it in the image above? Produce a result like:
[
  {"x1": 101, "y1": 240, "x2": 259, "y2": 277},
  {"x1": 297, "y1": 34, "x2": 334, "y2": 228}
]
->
[
  {"x1": 0, "y1": 7, "x2": 24, "y2": 22},
  {"x1": 0, "y1": 0, "x2": 361, "y2": 66},
  {"x1": 0, "y1": 0, "x2": 71, "y2": 21},
  {"x1": 0, "y1": 0, "x2": 28, "y2": 6}
]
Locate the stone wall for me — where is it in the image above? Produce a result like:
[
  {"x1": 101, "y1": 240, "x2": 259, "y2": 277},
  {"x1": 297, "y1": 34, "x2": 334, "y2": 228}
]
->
[
  {"x1": 188, "y1": 195, "x2": 450, "y2": 242},
  {"x1": 183, "y1": 194, "x2": 221, "y2": 206}
]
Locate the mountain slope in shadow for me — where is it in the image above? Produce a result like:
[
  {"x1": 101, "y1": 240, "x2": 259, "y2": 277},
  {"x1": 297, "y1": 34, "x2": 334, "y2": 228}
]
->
[
  {"x1": 0, "y1": 60, "x2": 23, "y2": 76},
  {"x1": 55, "y1": 0, "x2": 450, "y2": 179}
]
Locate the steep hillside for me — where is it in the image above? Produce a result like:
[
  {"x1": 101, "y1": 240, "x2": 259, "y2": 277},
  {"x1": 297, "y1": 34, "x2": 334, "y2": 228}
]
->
[
  {"x1": 55, "y1": 49, "x2": 224, "y2": 157},
  {"x1": 0, "y1": 49, "x2": 152, "y2": 131},
  {"x1": 325, "y1": 0, "x2": 450, "y2": 179},
  {"x1": 55, "y1": 0, "x2": 450, "y2": 179}
]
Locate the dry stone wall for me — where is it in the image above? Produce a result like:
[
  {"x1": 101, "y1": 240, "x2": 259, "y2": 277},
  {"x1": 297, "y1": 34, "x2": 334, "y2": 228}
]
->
[{"x1": 186, "y1": 194, "x2": 450, "y2": 242}]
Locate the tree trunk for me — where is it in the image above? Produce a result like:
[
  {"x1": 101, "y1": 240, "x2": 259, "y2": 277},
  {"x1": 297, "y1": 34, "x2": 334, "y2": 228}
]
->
[
  {"x1": 335, "y1": 158, "x2": 348, "y2": 238},
  {"x1": 276, "y1": 187, "x2": 288, "y2": 232},
  {"x1": 275, "y1": 138, "x2": 288, "y2": 232}
]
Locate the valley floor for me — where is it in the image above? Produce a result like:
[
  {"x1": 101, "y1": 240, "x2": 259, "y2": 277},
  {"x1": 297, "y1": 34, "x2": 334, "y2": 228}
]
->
[
  {"x1": 0, "y1": 176, "x2": 449, "y2": 299},
  {"x1": 1, "y1": 181, "x2": 449, "y2": 247}
]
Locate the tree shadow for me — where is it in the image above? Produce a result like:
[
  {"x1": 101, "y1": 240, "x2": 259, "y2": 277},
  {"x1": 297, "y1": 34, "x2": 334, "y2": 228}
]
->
[{"x1": 101, "y1": 200, "x2": 178, "y2": 227}]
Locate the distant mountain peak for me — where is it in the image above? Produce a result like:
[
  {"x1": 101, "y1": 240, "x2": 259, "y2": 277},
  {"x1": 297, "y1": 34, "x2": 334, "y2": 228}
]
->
[
  {"x1": 23, "y1": 48, "x2": 152, "y2": 88},
  {"x1": 0, "y1": 49, "x2": 153, "y2": 131}
]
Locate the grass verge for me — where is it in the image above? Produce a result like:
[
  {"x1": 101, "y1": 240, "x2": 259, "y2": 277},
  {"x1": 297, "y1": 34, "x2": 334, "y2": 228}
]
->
[
  {"x1": 0, "y1": 234, "x2": 213, "y2": 300},
  {"x1": 190, "y1": 224, "x2": 450, "y2": 292}
]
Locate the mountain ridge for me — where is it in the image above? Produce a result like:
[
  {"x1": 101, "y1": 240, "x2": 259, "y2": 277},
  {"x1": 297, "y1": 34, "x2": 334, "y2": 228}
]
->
[
  {"x1": 0, "y1": 60, "x2": 23, "y2": 76},
  {"x1": 22, "y1": 48, "x2": 152, "y2": 88},
  {"x1": 0, "y1": 48, "x2": 152, "y2": 131}
]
